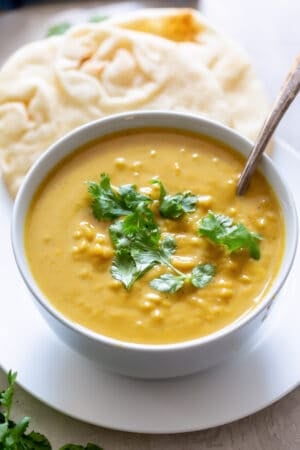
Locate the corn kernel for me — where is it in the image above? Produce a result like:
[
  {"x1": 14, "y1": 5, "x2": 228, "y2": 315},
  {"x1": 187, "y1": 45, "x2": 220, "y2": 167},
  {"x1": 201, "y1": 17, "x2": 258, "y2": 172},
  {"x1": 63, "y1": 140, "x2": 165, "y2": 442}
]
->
[
  {"x1": 151, "y1": 309, "x2": 164, "y2": 320},
  {"x1": 109, "y1": 279, "x2": 122, "y2": 290},
  {"x1": 79, "y1": 239, "x2": 88, "y2": 251},
  {"x1": 114, "y1": 157, "x2": 126, "y2": 168},
  {"x1": 140, "y1": 300, "x2": 153, "y2": 310},
  {"x1": 73, "y1": 230, "x2": 82, "y2": 239},
  {"x1": 132, "y1": 160, "x2": 142, "y2": 169},
  {"x1": 79, "y1": 269, "x2": 92, "y2": 280},
  {"x1": 197, "y1": 195, "x2": 213, "y2": 207},
  {"x1": 219, "y1": 288, "x2": 233, "y2": 300},
  {"x1": 95, "y1": 233, "x2": 106, "y2": 244},
  {"x1": 174, "y1": 162, "x2": 181, "y2": 175},
  {"x1": 240, "y1": 274, "x2": 251, "y2": 284},
  {"x1": 145, "y1": 292, "x2": 161, "y2": 302},
  {"x1": 101, "y1": 246, "x2": 113, "y2": 258}
]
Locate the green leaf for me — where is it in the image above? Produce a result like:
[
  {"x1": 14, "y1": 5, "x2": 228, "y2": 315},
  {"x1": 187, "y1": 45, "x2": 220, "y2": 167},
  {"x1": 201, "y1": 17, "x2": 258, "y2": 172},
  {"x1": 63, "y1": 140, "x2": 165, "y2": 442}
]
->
[
  {"x1": 109, "y1": 221, "x2": 130, "y2": 249},
  {"x1": 199, "y1": 211, "x2": 262, "y2": 260},
  {"x1": 131, "y1": 235, "x2": 176, "y2": 271},
  {"x1": 109, "y1": 207, "x2": 176, "y2": 289},
  {"x1": 0, "y1": 371, "x2": 17, "y2": 422},
  {"x1": 111, "y1": 248, "x2": 140, "y2": 289},
  {"x1": 0, "y1": 373, "x2": 102, "y2": 450},
  {"x1": 0, "y1": 422, "x2": 8, "y2": 442},
  {"x1": 121, "y1": 204, "x2": 160, "y2": 247},
  {"x1": 160, "y1": 193, "x2": 198, "y2": 219},
  {"x1": 46, "y1": 22, "x2": 71, "y2": 37},
  {"x1": 152, "y1": 179, "x2": 198, "y2": 219},
  {"x1": 88, "y1": 15, "x2": 109, "y2": 23},
  {"x1": 87, "y1": 175, "x2": 152, "y2": 221},
  {"x1": 3, "y1": 417, "x2": 30, "y2": 448},
  {"x1": 150, "y1": 274, "x2": 185, "y2": 293},
  {"x1": 119, "y1": 184, "x2": 152, "y2": 211},
  {"x1": 151, "y1": 179, "x2": 167, "y2": 201},
  {"x1": 19, "y1": 431, "x2": 52, "y2": 449},
  {"x1": 87, "y1": 174, "x2": 130, "y2": 221},
  {"x1": 191, "y1": 264, "x2": 216, "y2": 288}
]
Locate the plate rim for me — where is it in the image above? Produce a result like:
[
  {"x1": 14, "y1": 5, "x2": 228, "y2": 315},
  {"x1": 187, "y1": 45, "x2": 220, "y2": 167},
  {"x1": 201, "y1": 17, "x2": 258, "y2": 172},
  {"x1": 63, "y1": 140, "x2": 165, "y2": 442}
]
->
[{"x1": 1, "y1": 136, "x2": 300, "y2": 434}]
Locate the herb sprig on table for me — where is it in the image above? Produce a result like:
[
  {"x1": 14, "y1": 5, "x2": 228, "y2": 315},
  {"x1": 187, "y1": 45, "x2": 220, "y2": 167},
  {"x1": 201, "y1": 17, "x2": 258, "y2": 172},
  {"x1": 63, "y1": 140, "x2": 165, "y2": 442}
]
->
[
  {"x1": 0, "y1": 371, "x2": 103, "y2": 450},
  {"x1": 87, "y1": 174, "x2": 262, "y2": 293}
]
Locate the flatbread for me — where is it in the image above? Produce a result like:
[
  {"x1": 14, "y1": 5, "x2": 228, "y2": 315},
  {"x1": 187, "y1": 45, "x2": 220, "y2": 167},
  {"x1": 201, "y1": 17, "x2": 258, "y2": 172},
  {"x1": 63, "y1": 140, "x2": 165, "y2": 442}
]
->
[{"x1": 0, "y1": 8, "x2": 269, "y2": 197}]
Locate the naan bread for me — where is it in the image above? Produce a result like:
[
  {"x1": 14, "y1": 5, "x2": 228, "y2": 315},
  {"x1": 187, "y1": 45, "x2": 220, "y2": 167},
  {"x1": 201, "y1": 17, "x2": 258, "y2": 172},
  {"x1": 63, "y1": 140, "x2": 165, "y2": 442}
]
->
[{"x1": 0, "y1": 8, "x2": 268, "y2": 197}]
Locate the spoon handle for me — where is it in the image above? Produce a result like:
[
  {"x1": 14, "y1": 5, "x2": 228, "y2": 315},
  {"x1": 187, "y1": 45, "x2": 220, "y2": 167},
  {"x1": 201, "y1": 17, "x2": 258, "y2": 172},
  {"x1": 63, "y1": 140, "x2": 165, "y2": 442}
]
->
[{"x1": 237, "y1": 52, "x2": 300, "y2": 195}]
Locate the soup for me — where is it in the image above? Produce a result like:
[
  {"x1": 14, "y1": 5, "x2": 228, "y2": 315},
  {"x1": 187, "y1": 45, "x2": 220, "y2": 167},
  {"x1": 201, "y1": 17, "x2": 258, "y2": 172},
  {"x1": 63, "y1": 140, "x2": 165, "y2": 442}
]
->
[{"x1": 25, "y1": 129, "x2": 284, "y2": 344}]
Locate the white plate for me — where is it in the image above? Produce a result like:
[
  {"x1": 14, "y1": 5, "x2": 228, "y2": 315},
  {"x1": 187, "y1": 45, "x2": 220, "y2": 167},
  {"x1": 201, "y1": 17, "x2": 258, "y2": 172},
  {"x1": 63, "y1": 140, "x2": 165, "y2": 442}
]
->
[{"x1": 0, "y1": 138, "x2": 299, "y2": 434}]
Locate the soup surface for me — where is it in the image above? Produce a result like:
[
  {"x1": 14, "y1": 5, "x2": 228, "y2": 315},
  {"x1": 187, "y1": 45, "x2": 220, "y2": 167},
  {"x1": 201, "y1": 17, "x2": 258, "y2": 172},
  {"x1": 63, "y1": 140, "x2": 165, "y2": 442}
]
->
[{"x1": 25, "y1": 130, "x2": 284, "y2": 344}]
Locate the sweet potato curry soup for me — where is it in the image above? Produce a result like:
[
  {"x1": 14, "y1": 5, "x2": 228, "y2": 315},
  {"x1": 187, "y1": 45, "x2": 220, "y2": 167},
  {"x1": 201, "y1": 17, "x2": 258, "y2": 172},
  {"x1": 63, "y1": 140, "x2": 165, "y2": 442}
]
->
[{"x1": 25, "y1": 130, "x2": 284, "y2": 344}]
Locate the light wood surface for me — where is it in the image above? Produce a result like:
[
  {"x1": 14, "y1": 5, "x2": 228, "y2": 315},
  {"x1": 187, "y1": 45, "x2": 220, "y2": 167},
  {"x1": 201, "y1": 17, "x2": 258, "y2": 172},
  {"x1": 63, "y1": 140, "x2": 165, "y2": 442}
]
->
[{"x1": 1, "y1": 0, "x2": 300, "y2": 448}]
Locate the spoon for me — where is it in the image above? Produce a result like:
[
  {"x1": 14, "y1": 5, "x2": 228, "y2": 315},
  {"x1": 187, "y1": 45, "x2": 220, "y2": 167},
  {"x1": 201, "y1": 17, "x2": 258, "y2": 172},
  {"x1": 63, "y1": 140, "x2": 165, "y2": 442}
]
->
[{"x1": 236, "y1": 53, "x2": 300, "y2": 195}]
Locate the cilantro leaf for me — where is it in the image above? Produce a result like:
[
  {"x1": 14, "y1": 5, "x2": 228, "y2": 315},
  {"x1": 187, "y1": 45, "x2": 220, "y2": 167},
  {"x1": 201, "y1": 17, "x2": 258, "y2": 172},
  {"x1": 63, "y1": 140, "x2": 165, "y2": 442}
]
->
[
  {"x1": 118, "y1": 184, "x2": 152, "y2": 210},
  {"x1": 121, "y1": 204, "x2": 159, "y2": 246},
  {"x1": 191, "y1": 264, "x2": 216, "y2": 288},
  {"x1": 87, "y1": 174, "x2": 131, "y2": 220},
  {"x1": 0, "y1": 370, "x2": 17, "y2": 421},
  {"x1": 152, "y1": 179, "x2": 198, "y2": 219},
  {"x1": 111, "y1": 248, "x2": 141, "y2": 289},
  {"x1": 199, "y1": 211, "x2": 262, "y2": 260},
  {"x1": 46, "y1": 22, "x2": 71, "y2": 37},
  {"x1": 20, "y1": 431, "x2": 52, "y2": 449},
  {"x1": 0, "y1": 372, "x2": 103, "y2": 450},
  {"x1": 131, "y1": 235, "x2": 176, "y2": 274},
  {"x1": 88, "y1": 174, "x2": 152, "y2": 221},
  {"x1": 109, "y1": 221, "x2": 130, "y2": 249},
  {"x1": 109, "y1": 203, "x2": 176, "y2": 289},
  {"x1": 150, "y1": 274, "x2": 185, "y2": 293},
  {"x1": 151, "y1": 179, "x2": 167, "y2": 201}
]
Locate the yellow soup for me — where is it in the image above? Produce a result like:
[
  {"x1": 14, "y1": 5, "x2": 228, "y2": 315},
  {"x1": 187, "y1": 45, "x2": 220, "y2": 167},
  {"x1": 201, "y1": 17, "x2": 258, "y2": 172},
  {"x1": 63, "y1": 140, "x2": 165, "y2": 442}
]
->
[{"x1": 25, "y1": 130, "x2": 284, "y2": 344}]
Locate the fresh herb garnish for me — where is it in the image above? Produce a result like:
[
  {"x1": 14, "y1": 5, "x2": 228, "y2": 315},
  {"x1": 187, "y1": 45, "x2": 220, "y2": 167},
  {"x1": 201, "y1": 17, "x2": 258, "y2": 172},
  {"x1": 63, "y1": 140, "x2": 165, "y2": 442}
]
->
[
  {"x1": 190, "y1": 263, "x2": 216, "y2": 288},
  {"x1": 0, "y1": 371, "x2": 103, "y2": 450},
  {"x1": 150, "y1": 274, "x2": 185, "y2": 293},
  {"x1": 86, "y1": 176, "x2": 216, "y2": 293},
  {"x1": 46, "y1": 22, "x2": 71, "y2": 37},
  {"x1": 150, "y1": 263, "x2": 216, "y2": 293},
  {"x1": 110, "y1": 204, "x2": 177, "y2": 289},
  {"x1": 108, "y1": 203, "x2": 215, "y2": 293},
  {"x1": 88, "y1": 176, "x2": 270, "y2": 293},
  {"x1": 87, "y1": 174, "x2": 152, "y2": 221},
  {"x1": 152, "y1": 179, "x2": 198, "y2": 219},
  {"x1": 199, "y1": 211, "x2": 262, "y2": 260}
]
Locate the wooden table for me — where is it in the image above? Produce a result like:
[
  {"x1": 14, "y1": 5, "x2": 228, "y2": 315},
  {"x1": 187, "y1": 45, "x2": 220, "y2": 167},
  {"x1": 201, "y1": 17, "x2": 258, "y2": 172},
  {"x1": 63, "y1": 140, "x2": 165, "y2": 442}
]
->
[{"x1": 1, "y1": 0, "x2": 299, "y2": 448}]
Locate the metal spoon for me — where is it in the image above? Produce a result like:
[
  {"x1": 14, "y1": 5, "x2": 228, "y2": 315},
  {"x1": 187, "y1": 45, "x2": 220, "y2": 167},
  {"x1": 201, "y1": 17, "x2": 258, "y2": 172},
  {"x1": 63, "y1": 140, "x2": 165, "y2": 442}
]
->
[{"x1": 236, "y1": 53, "x2": 300, "y2": 196}]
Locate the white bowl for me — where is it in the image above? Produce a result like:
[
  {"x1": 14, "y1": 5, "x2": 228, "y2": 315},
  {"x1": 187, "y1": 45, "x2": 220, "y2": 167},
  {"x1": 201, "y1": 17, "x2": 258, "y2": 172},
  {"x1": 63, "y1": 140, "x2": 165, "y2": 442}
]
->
[{"x1": 11, "y1": 111, "x2": 298, "y2": 379}]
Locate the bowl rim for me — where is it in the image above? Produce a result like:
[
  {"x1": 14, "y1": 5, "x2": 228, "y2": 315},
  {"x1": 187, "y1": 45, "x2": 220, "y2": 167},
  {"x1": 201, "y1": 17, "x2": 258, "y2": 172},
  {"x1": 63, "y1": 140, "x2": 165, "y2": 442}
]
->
[{"x1": 11, "y1": 110, "x2": 299, "y2": 352}]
